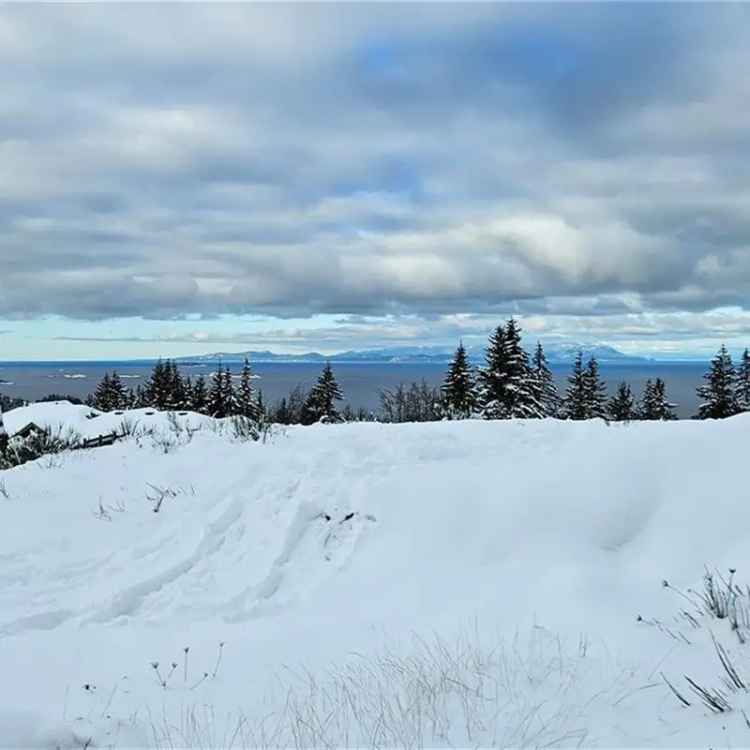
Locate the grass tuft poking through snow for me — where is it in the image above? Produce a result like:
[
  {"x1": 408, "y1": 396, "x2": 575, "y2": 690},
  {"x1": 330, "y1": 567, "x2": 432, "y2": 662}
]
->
[
  {"x1": 646, "y1": 568, "x2": 750, "y2": 718},
  {"x1": 149, "y1": 627, "x2": 639, "y2": 750}
]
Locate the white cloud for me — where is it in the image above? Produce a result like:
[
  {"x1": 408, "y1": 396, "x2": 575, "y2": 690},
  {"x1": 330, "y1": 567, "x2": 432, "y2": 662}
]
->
[{"x1": 2, "y1": 4, "x2": 750, "y2": 353}]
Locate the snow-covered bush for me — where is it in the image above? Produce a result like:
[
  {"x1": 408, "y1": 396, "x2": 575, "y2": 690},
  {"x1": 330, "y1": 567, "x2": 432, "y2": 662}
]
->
[
  {"x1": 0, "y1": 425, "x2": 82, "y2": 470},
  {"x1": 229, "y1": 414, "x2": 271, "y2": 442}
]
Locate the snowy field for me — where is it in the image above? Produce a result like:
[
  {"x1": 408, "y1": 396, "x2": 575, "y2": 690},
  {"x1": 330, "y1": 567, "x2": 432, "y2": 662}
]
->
[{"x1": 2, "y1": 402, "x2": 750, "y2": 747}]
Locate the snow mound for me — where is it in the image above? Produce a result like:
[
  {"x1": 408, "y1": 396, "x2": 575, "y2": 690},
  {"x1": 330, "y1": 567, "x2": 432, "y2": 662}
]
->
[
  {"x1": 2, "y1": 403, "x2": 750, "y2": 746},
  {"x1": 2, "y1": 401, "x2": 213, "y2": 440}
]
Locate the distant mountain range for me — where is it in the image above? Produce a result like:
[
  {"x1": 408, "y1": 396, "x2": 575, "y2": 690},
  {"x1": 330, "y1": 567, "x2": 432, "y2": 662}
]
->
[{"x1": 176, "y1": 343, "x2": 653, "y2": 366}]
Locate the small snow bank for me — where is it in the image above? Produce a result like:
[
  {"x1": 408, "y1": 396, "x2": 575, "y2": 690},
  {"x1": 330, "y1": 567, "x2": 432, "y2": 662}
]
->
[
  {"x1": 2, "y1": 401, "x2": 214, "y2": 440},
  {"x1": 0, "y1": 709, "x2": 146, "y2": 750},
  {"x1": 3, "y1": 413, "x2": 750, "y2": 746}
]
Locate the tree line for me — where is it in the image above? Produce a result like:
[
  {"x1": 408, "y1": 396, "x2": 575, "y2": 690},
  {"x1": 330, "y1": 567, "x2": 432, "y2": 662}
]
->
[
  {"x1": 438, "y1": 323, "x2": 750, "y2": 422},
  {"x1": 88, "y1": 358, "x2": 348, "y2": 425},
  {"x1": 436, "y1": 318, "x2": 679, "y2": 422},
  {"x1": 14, "y1": 321, "x2": 750, "y2": 425}
]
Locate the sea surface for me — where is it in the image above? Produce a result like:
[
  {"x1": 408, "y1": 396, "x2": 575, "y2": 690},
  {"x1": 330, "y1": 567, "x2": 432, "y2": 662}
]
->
[{"x1": 0, "y1": 360, "x2": 710, "y2": 418}]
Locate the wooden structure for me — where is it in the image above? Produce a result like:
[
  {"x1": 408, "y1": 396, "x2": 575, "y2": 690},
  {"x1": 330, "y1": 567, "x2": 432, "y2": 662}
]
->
[{"x1": 12, "y1": 422, "x2": 45, "y2": 440}]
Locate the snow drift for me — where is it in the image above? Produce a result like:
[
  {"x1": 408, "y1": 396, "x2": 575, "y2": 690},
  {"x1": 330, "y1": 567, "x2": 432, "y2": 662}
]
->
[{"x1": 1, "y1": 404, "x2": 750, "y2": 746}]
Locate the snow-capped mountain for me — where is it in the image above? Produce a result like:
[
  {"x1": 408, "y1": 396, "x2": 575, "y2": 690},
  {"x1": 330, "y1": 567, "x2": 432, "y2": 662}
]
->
[{"x1": 176, "y1": 343, "x2": 651, "y2": 365}]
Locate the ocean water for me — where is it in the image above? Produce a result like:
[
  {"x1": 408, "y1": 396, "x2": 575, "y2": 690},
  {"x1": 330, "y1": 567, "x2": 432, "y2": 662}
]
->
[{"x1": 0, "y1": 360, "x2": 709, "y2": 418}]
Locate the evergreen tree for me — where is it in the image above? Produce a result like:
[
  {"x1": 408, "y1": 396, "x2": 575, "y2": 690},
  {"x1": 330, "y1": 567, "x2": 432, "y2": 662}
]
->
[
  {"x1": 639, "y1": 379, "x2": 677, "y2": 420},
  {"x1": 237, "y1": 358, "x2": 260, "y2": 420},
  {"x1": 476, "y1": 320, "x2": 543, "y2": 419},
  {"x1": 208, "y1": 364, "x2": 227, "y2": 418},
  {"x1": 532, "y1": 342, "x2": 560, "y2": 418},
  {"x1": 477, "y1": 324, "x2": 507, "y2": 419},
  {"x1": 562, "y1": 351, "x2": 588, "y2": 420},
  {"x1": 190, "y1": 375, "x2": 208, "y2": 414},
  {"x1": 166, "y1": 361, "x2": 187, "y2": 410},
  {"x1": 144, "y1": 360, "x2": 172, "y2": 410},
  {"x1": 286, "y1": 385, "x2": 308, "y2": 424},
  {"x1": 222, "y1": 366, "x2": 239, "y2": 416},
  {"x1": 441, "y1": 342, "x2": 477, "y2": 419},
  {"x1": 92, "y1": 371, "x2": 129, "y2": 411},
  {"x1": 608, "y1": 381, "x2": 635, "y2": 421},
  {"x1": 93, "y1": 373, "x2": 112, "y2": 411},
  {"x1": 274, "y1": 397, "x2": 291, "y2": 425},
  {"x1": 736, "y1": 348, "x2": 750, "y2": 412},
  {"x1": 500, "y1": 319, "x2": 544, "y2": 419},
  {"x1": 302, "y1": 362, "x2": 343, "y2": 424},
  {"x1": 110, "y1": 371, "x2": 127, "y2": 410},
  {"x1": 0, "y1": 402, "x2": 8, "y2": 455},
  {"x1": 696, "y1": 345, "x2": 739, "y2": 419},
  {"x1": 650, "y1": 378, "x2": 677, "y2": 420},
  {"x1": 183, "y1": 375, "x2": 193, "y2": 409},
  {"x1": 638, "y1": 379, "x2": 657, "y2": 420},
  {"x1": 583, "y1": 356, "x2": 608, "y2": 420},
  {"x1": 134, "y1": 384, "x2": 149, "y2": 409}
]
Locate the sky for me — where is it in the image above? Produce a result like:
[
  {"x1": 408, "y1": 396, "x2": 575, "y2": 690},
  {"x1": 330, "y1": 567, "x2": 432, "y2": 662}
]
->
[{"x1": 3, "y1": 3, "x2": 750, "y2": 360}]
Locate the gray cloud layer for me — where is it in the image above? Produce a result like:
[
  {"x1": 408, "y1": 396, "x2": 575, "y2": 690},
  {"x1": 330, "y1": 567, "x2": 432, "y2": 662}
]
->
[{"x1": 2, "y1": 4, "x2": 750, "y2": 330}]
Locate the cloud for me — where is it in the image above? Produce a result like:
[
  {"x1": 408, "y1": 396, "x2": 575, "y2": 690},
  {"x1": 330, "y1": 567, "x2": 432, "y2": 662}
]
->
[{"x1": 2, "y1": 3, "x2": 750, "y2": 350}]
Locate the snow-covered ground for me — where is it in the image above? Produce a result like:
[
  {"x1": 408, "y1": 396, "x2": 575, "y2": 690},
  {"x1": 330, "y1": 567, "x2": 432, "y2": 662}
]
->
[{"x1": 2, "y1": 402, "x2": 750, "y2": 747}]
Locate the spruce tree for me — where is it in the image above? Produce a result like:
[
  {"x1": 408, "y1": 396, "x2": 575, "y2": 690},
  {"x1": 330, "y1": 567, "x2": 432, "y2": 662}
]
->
[
  {"x1": 208, "y1": 364, "x2": 226, "y2": 418},
  {"x1": 287, "y1": 385, "x2": 307, "y2": 424},
  {"x1": 583, "y1": 356, "x2": 608, "y2": 419},
  {"x1": 109, "y1": 371, "x2": 127, "y2": 410},
  {"x1": 562, "y1": 351, "x2": 588, "y2": 420},
  {"x1": 608, "y1": 381, "x2": 635, "y2": 421},
  {"x1": 134, "y1": 384, "x2": 149, "y2": 409},
  {"x1": 302, "y1": 362, "x2": 343, "y2": 424},
  {"x1": 736, "y1": 348, "x2": 750, "y2": 412},
  {"x1": 532, "y1": 342, "x2": 560, "y2": 418},
  {"x1": 93, "y1": 373, "x2": 121, "y2": 412},
  {"x1": 144, "y1": 360, "x2": 171, "y2": 410},
  {"x1": 441, "y1": 342, "x2": 476, "y2": 419},
  {"x1": 0, "y1": 403, "x2": 7, "y2": 456},
  {"x1": 274, "y1": 397, "x2": 290, "y2": 425},
  {"x1": 166, "y1": 361, "x2": 186, "y2": 410},
  {"x1": 183, "y1": 375, "x2": 193, "y2": 410},
  {"x1": 477, "y1": 324, "x2": 507, "y2": 419},
  {"x1": 237, "y1": 358, "x2": 260, "y2": 420},
  {"x1": 256, "y1": 389, "x2": 266, "y2": 420},
  {"x1": 190, "y1": 375, "x2": 208, "y2": 414},
  {"x1": 222, "y1": 366, "x2": 238, "y2": 416},
  {"x1": 696, "y1": 345, "x2": 739, "y2": 419},
  {"x1": 638, "y1": 379, "x2": 657, "y2": 420},
  {"x1": 501, "y1": 319, "x2": 544, "y2": 418},
  {"x1": 639, "y1": 379, "x2": 676, "y2": 420},
  {"x1": 651, "y1": 378, "x2": 677, "y2": 420}
]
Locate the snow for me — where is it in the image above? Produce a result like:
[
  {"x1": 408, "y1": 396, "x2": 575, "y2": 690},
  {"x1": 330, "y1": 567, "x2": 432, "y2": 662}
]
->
[{"x1": 2, "y1": 403, "x2": 750, "y2": 746}]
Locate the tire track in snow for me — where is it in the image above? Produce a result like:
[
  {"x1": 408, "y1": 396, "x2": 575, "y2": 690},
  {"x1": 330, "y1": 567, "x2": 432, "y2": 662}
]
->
[
  {"x1": 227, "y1": 502, "x2": 377, "y2": 621},
  {"x1": 84, "y1": 494, "x2": 248, "y2": 624},
  {"x1": 0, "y1": 494, "x2": 248, "y2": 636}
]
